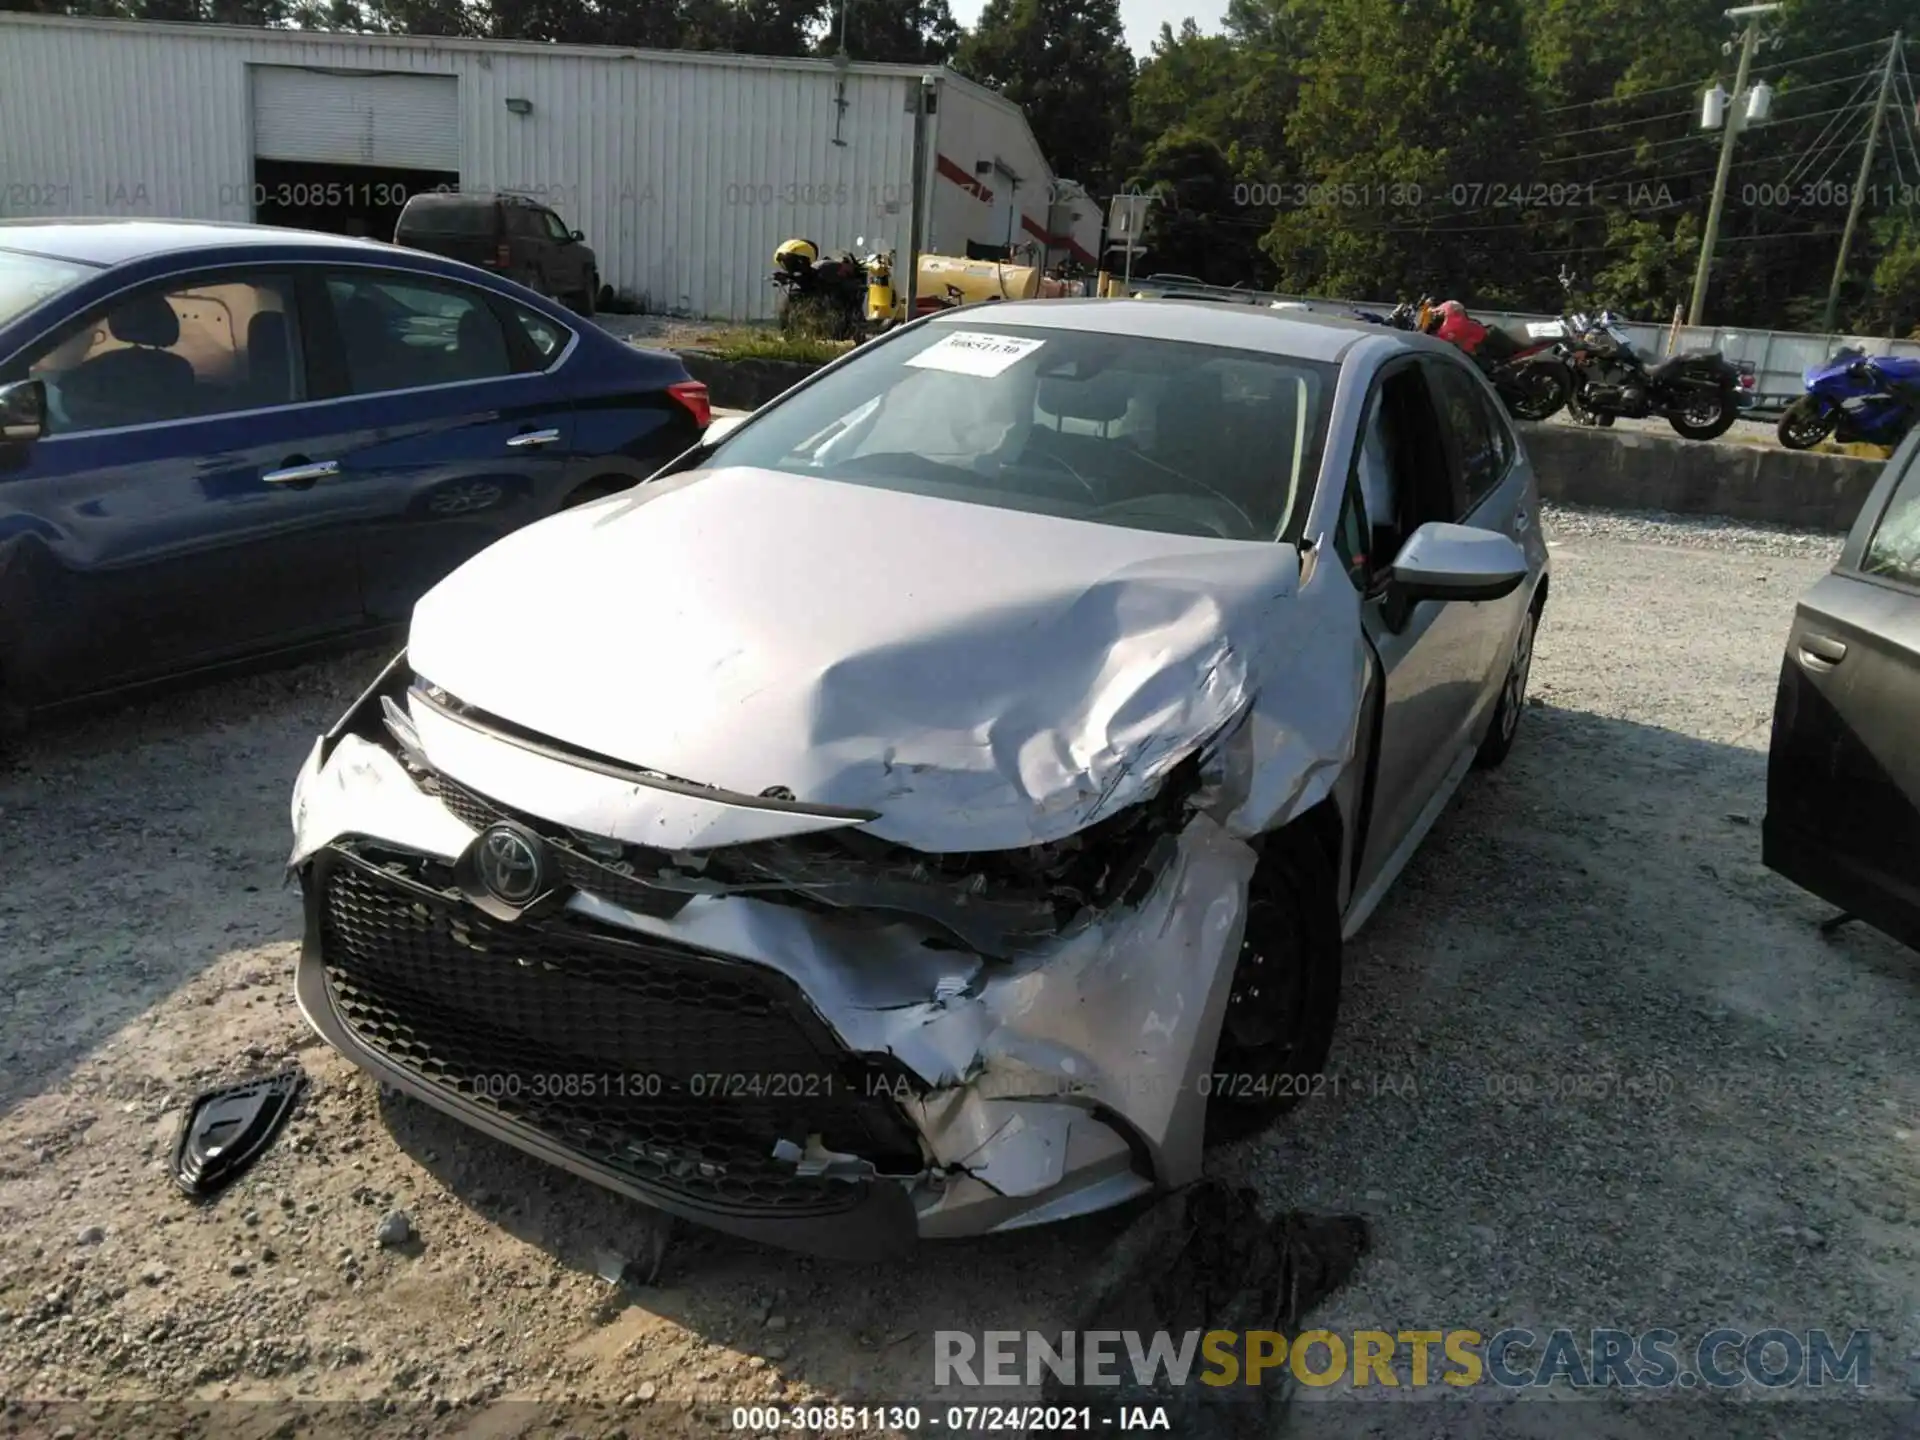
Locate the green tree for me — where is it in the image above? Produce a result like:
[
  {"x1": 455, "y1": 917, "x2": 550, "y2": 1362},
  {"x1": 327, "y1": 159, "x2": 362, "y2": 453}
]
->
[
  {"x1": 814, "y1": 0, "x2": 958, "y2": 62},
  {"x1": 1262, "y1": 0, "x2": 1540, "y2": 304},
  {"x1": 954, "y1": 0, "x2": 1135, "y2": 196},
  {"x1": 1127, "y1": 129, "x2": 1269, "y2": 284}
]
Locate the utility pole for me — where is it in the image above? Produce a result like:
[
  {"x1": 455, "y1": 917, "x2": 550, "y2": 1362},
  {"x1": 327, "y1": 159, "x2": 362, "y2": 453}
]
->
[
  {"x1": 1689, "y1": 3, "x2": 1781, "y2": 326},
  {"x1": 1821, "y1": 30, "x2": 1902, "y2": 335}
]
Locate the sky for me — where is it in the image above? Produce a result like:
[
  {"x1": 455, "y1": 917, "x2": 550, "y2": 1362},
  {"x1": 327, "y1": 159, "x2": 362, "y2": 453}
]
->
[{"x1": 945, "y1": 0, "x2": 1226, "y2": 58}]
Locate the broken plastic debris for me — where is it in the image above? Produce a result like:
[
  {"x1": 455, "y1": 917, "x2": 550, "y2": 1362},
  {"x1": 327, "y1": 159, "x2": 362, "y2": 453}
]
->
[
  {"x1": 170, "y1": 1070, "x2": 306, "y2": 1199},
  {"x1": 771, "y1": 1134, "x2": 877, "y2": 1182}
]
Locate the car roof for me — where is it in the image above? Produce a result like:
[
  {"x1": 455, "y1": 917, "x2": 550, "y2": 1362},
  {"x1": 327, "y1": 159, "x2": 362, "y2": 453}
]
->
[
  {"x1": 0, "y1": 218, "x2": 408, "y2": 267},
  {"x1": 924, "y1": 297, "x2": 1402, "y2": 365}
]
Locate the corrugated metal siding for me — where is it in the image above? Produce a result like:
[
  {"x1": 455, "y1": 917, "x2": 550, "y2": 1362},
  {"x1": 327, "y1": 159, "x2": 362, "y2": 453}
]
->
[
  {"x1": 0, "y1": 18, "x2": 924, "y2": 318},
  {"x1": 252, "y1": 67, "x2": 460, "y2": 169}
]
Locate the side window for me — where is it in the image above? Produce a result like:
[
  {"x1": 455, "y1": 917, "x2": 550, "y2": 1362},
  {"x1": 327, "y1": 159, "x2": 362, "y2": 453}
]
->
[
  {"x1": 506, "y1": 206, "x2": 540, "y2": 238},
  {"x1": 18, "y1": 273, "x2": 301, "y2": 435},
  {"x1": 322, "y1": 273, "x2": 515, "y2": 393},
  {"x1": 507, "y1": 303, "x2": 570, "y2": 366},
  {"x1": 1332, "y1": 466, "x2": 1372, "y2": 591},
  {"x1": 540, "y1": 210, "x2": 572, "y2": 241},
  {"x1": 1479, "y1": 390, "x2": 1515, "y2": 477},
  {"x1": 1426, "y1": 360, "x2": 1500, "y2": 516},
  {"x1": 1862, "y1": 457, "x2": 1920, "y2": 588}
]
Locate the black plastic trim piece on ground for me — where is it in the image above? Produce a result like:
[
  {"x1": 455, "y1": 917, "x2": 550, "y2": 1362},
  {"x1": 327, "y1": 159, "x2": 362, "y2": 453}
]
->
[{"x1": 170, "y1": 1069, "x2": 306, "y2": 1199}]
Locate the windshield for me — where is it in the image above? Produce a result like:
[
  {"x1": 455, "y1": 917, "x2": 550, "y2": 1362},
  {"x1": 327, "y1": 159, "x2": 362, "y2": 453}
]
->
[
  {"x1": 398, "y1": 201, "x2": 496, "y2": 235},
  {"x1": 703, "y1": 320, "x2": 1338, "y2": 542},
  {"x1": 0, "y1": 249, "x2": 96, "y2": 329}
]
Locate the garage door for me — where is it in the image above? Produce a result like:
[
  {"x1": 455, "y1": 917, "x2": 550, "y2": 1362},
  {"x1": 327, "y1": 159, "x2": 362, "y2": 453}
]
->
[{"x1": 252, "y1": 67, "x2": 459, "y2": 170}]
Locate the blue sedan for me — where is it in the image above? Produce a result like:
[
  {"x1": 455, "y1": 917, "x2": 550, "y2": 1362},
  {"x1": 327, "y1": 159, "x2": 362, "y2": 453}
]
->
[{"x1": 0, "y1": 219, "x2": 708, "y2": 721}]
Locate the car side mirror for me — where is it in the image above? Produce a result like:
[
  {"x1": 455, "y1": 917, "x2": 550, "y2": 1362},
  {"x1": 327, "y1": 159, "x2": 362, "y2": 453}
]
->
[
  {"x1": 0, "y1": 379, "x2": 46, "y2": 444},
  {"x1": 703, "y1": 413, "x2": 748, "y2": 446},
  {"x1": 1386, "y1": 522, "x2": 1529, "y2": 617},
  {"x1": 569, "y1": 229, "x2": 584, "y2": 243}
]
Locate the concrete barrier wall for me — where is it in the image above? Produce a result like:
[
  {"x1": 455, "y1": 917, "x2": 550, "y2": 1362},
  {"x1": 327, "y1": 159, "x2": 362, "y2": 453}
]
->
[
  {"x1": 1518, "y1": 424, "x2": 1884, "y2": 533},
  {"x1": 672, "y1": 353, "x2": 1888, "y2": 534}
]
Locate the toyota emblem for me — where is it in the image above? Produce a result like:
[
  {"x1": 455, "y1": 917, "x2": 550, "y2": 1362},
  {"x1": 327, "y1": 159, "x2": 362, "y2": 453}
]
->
[{"x1": 476, "y1": 824, "x2": 545, "y2": 905}]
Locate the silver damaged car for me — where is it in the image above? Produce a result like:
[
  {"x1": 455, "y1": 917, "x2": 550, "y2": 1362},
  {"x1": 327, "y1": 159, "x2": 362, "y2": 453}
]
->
[{"x1": 289, "y1": 300, "x2": 1549, "y2": 1258}]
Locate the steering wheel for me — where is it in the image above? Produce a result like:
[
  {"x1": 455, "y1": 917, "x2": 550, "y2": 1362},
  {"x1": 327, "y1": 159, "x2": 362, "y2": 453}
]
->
[{"x1": 1084, "y1": 493, "x2": 1247, "y2": 540}]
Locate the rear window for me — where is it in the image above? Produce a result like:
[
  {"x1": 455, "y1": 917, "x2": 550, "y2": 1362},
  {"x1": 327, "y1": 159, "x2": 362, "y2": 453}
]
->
[{"x1": 398, "y1": 199, "x2": 498, "y2": 236}]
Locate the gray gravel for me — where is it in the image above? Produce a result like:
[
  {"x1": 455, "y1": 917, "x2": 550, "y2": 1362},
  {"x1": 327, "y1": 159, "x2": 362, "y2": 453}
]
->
[{"x1": 1, "y1": 507, "x2": 1915, "y2": 1437}]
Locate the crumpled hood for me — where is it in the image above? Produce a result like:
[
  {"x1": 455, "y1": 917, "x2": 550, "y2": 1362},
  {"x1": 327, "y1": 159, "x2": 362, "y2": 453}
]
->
[{"x1": 407, "y1": 466, "x2": 1302, "y2": 851}]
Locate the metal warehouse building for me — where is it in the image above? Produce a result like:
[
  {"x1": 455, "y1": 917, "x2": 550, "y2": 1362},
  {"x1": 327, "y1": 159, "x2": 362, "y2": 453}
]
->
[{"x1": 0, "y1": 14, "x2": 1102, "y2": 318}]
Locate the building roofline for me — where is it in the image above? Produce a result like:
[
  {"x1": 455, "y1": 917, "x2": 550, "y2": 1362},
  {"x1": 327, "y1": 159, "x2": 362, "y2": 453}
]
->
[{"x1": 0, "y1": 12, "x2": 956, "y2": 80}]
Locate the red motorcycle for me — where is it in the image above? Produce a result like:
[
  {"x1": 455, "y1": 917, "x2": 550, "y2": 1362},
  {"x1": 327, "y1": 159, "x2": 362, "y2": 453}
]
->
[{"x1": 1422, "y1": 299, "x2": 1575, "y2": 422}]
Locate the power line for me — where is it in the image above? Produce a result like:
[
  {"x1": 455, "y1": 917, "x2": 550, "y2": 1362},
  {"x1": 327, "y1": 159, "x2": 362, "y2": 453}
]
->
[
  {"x1": 1748, "y1": 37, "x2": 1893, "y2": 74},
  {"x1": 1542, "y1": 75, "x2": 1716, "y2": 115},
  {"x1": 1544, "y1": 106, "x2": 1697, "y2": 142},
  {"x1": 1540, "y1": 99, "x2": 1879, "y2": 168},
  {"x1": 1779, "y1": 68, "x2": 1884, "y2": 185}
]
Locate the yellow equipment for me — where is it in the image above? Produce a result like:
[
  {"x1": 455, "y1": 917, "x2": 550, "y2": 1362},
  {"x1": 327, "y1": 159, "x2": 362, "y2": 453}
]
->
[{"x1": 917, "y1": 254, "x2": 1069, "y2": 306}]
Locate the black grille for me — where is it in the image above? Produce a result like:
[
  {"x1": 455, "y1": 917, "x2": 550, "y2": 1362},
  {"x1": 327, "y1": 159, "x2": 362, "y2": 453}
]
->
[{"x1": 316, "y1": 849, "x2": 923, "y2": 1215}]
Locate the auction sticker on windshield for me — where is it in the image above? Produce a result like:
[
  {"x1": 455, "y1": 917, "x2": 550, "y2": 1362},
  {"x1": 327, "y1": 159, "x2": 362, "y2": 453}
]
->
[{"x1": 904, "y1": 330, "x2": 1045, "y2": 377}]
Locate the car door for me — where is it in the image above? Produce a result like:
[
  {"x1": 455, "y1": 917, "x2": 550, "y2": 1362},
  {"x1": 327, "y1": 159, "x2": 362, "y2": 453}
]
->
[
  {"x1": 1343, "y1": 358, "x2": 1493, "y2": 904},
  {"x1": 0, "y1": 266, "x2": 365, "y2": 704},
  {"x1": 537, "y1": 209, "x2": 587, "y2": 297},
  {"x1": 1424, "y1": 355, "x2": 1542, "y2": 693},
  {"x1": 293, "y1": 265, "x2": 580, "y2": 624},
  {"x1": 1763, "y1": 432, "x2": 1920, "y2": 949}
]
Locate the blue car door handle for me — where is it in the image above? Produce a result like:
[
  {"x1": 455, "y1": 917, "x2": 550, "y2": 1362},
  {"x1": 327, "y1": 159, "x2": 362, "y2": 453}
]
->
[
  {"x1": 262, "y1": 459, "x2": 340, "y2": 485},
  {"x1": 507, "y1": 428, "x2": 561, "y2": 448}
]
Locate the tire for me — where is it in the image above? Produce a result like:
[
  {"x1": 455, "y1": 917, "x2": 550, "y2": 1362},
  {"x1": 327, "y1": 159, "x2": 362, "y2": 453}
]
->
[
  {"x1": 1203, "y1": 823, "x2": 1343, "y2": 1146},
  {"x1": 1503, "y1": 360, "x2": 1573, "y2": 422},
  {"x1": 1566, "y1": 389, "x2": 1610, "y2": 427},
  {"x1": 1777, "y1": 396, "x2": 1837, "y2": 451},
  {"x1": 1475, "y1": 607, "x2": 1537, "y2": 770},
  {"x1": 1665, "y1": 386, "x2": 1738, "y2": 441}
]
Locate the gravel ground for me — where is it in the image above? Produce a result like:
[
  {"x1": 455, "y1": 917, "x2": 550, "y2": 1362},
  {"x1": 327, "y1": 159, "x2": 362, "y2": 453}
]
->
[{"x1": 3, "y1": 504, "x2": 1918, "y2": 1438}]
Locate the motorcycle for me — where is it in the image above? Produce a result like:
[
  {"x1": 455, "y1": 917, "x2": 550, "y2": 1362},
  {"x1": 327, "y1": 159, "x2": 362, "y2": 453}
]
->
[
  {"x1": 1415, "y1": 297, "x2": 1575, "y2": 422},
  {"x1": 1776, "y1": 347, "x2": 1920, "y2": 451},
  {"x1": 1553, "y1": 269, "x2": 1743, "y2": 441},
  {"x1": 772, "y1": 240, "x2": 875, "y2": 340}
]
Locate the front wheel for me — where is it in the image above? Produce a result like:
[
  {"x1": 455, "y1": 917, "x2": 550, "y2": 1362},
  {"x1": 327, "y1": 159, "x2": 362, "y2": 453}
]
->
[
  {"x1": 1666, "y1": 386, "x2": 1738, "y2": 441},
  {"x1": 1503, "y1": 361, "x2": 1573, "y2": 422},
  {"x1": 1203, "y1": 825, "x2": 1343, "y2": 1146},
  {"x1": 1777, "y1": 396, "x2": 1837, "y2": 451},
  {"x1": 1475, "y1": 608, "x2": 1537, "y2": 770}
]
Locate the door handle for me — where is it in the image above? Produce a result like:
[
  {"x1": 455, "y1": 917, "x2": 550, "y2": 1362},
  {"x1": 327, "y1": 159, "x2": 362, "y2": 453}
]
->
[
  {"x1": 507, "y1": 428, "x2": 561, "y2": 448},
  {"x1": 1797, "y1": 634, "x2": 1848, "y2": 670},
  {"x1": 1514, "y1": 507, "x2": 1532, "y2": 532},
  {"x1": 262, "y1": 459, "x2": 339, "y2": 485}
]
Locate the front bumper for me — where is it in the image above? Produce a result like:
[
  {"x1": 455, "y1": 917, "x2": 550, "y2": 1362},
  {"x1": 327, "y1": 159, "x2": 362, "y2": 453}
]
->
[{"x1": 289, "y1": 721, "x2": 1264, "y2": 1259}]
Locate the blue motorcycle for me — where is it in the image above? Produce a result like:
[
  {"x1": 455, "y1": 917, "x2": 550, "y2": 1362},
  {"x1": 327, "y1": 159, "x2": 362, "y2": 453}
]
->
[{"x1": 1777, "y1": 347, "x2": 1920, "y2": 451}]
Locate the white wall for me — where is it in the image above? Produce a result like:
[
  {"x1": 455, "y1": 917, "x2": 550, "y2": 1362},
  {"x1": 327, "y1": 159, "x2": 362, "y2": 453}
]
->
[
  {"x1": 927, "y1": 79, "x2": 1089, "y2": 267},
  {"x1": 0, "y1": 16, "x2": 926, "y2": 319}
]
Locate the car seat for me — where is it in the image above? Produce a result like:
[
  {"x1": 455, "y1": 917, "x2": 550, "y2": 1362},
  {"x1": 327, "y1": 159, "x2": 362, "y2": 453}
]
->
[
  {"x1": 334, "y1": 293, "x2": 398, "y2": 391},
  {"x1": 60, "y1": 294, "x2": 198, "y2": 427},
  {"x1": 245, "y1": 311, "x2": 293, "y2": 405},
  {"x1": 452, "y1": 306, "x2": 510, "y2": 380}
]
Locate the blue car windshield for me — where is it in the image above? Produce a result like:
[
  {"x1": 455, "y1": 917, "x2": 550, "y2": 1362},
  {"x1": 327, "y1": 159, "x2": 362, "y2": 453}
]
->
[
  {"x1": 0, "y1": 248, "x2": 97, "y2": 329},
  {"x1": 702, "y1": 321, "x2": 1339, "y2": 543}
]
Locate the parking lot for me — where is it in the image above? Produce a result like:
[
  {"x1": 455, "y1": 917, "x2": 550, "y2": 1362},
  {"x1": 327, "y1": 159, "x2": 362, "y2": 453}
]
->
[{"x1": 2, "y1": 502, "x2": 1917, "y2": 1437}]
